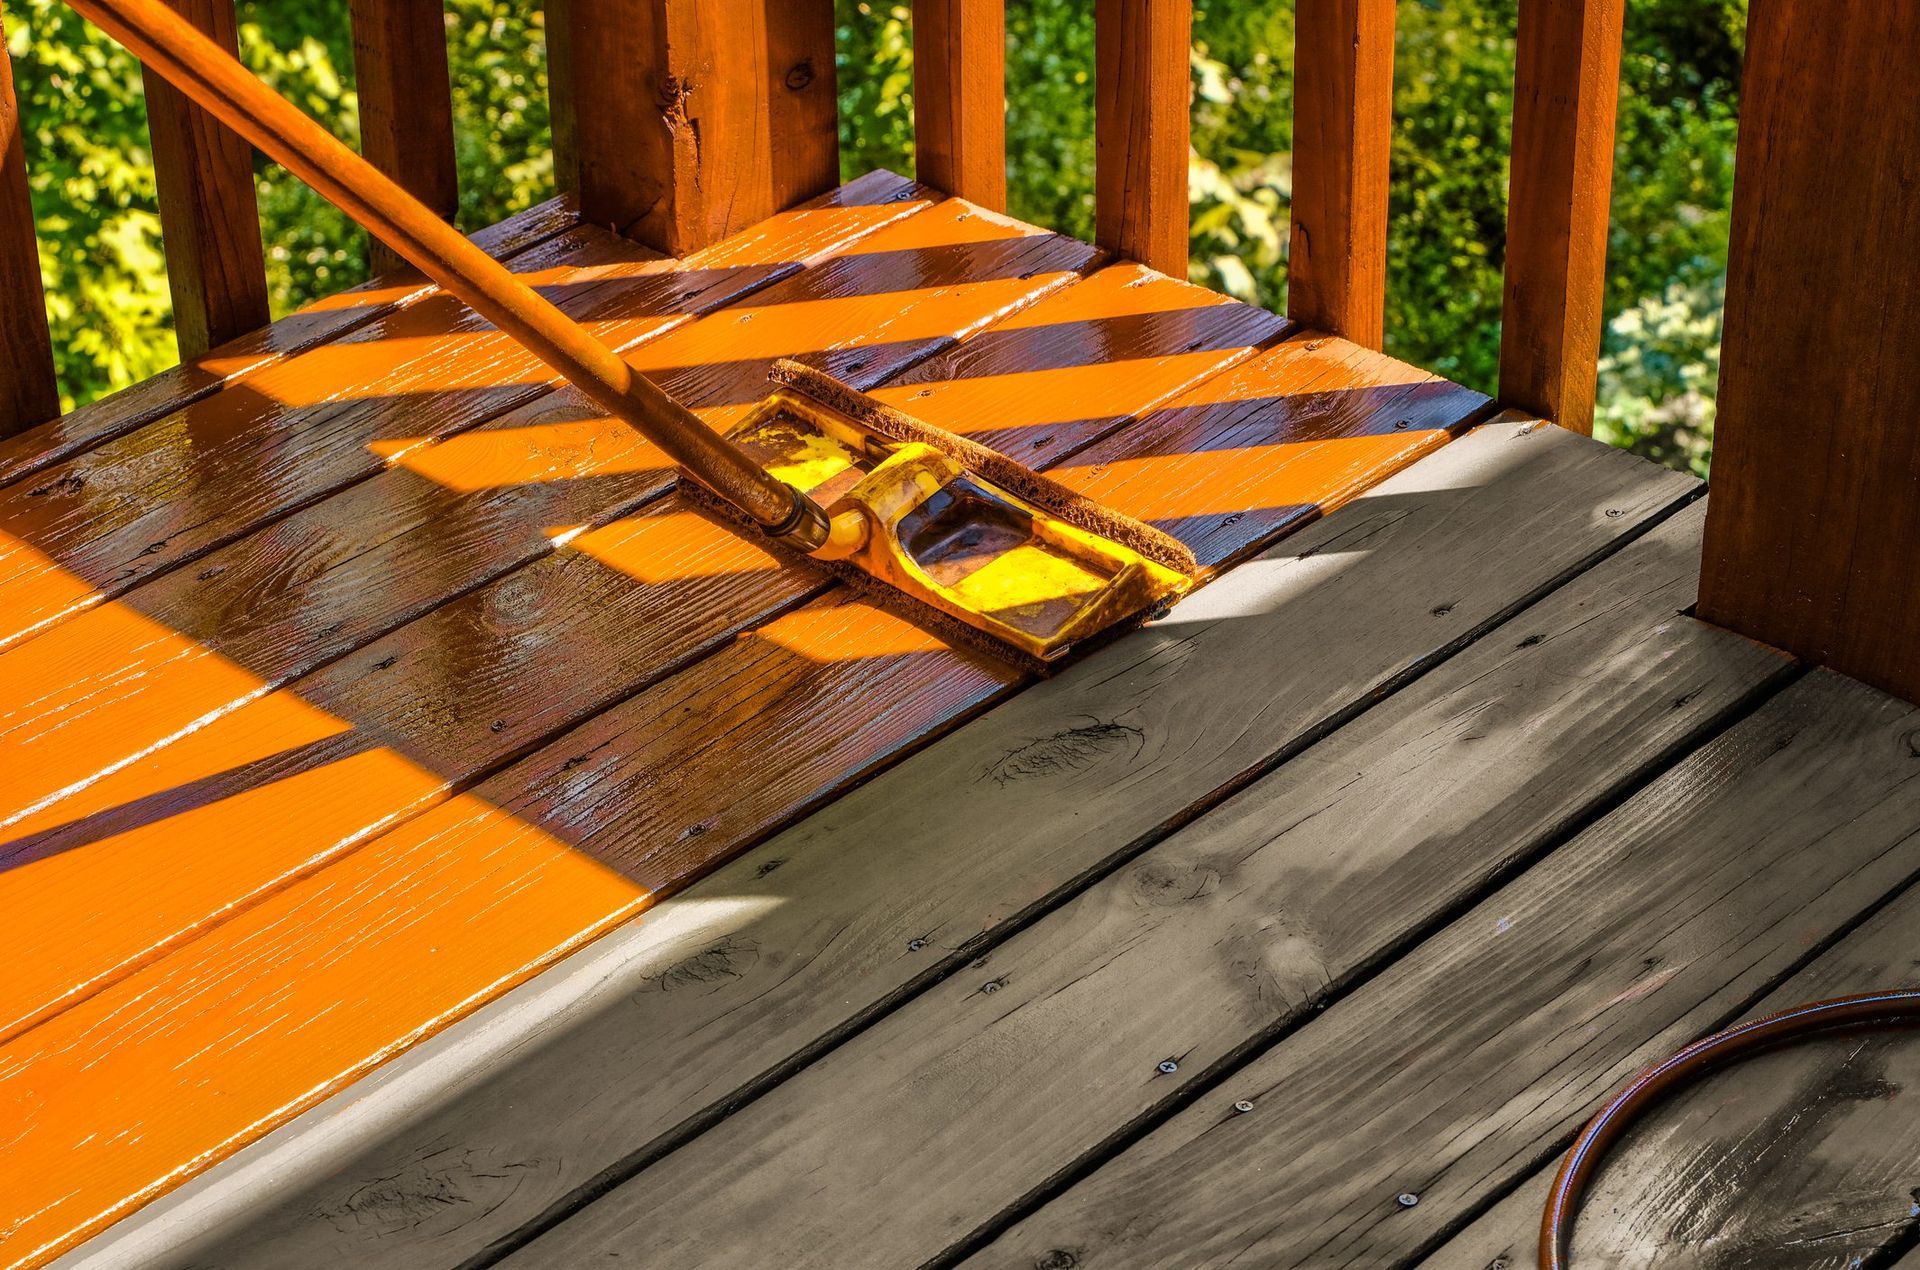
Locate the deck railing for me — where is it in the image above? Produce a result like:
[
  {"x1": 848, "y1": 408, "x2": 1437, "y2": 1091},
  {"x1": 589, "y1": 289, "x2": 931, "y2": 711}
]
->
[{"x1": 2, "y1": 0, "x2": 1916, "y2": 701}]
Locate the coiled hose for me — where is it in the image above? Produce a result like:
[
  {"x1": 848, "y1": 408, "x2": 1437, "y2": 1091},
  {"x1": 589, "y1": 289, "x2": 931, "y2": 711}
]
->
[{"x1": 1542, "y1": 988, "x2": 1920, "y2": 1269}]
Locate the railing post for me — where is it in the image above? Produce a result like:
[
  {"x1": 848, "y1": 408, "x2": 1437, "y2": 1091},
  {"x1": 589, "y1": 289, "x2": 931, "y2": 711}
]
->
[
  {"x1": 1094, "y1": 0, "x2": 1190, "y2": 277},
  {"x1": 911, "y1": 0, "x2": 1005, "y2": 210},
  {"x1": 144, "y1": 0, "x2": 270, "y2": 358},
  {"x1": 1287, "y1": 0, "x2": 1395, "y2": 347},
  {"x1": 1698, "y1": 0, "x2": 1920, "y2": 704},
  {"x1": 348, "y1": 0, "x2": 459, "y2": 276},
  {"x1": 554, "y1": 0, "x2": 836, "y2": 256},
  {"x1": 1497, "y1": 0, "x2": 1625, "y2": 434},
  {"x1": 546, "y1": 0, "x2": 577, "y2": 192},
  {"x1": 1, "y1": 20, "x2": 60, "y2": 436}
]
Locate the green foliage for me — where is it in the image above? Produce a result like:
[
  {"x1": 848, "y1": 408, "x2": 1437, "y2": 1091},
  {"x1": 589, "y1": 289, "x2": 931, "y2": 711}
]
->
[
  {"x1": 5, "y1": 0, "x2": 552, "y2": 410},
  {"x1": 10, "y1": 0, "x2": 1736, "y2": 475}
]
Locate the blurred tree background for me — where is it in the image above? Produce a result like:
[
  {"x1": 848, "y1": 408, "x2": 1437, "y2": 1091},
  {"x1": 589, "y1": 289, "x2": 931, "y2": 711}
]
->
[{"x1": 6, "y1": 0, "x2": 1739, "y2": 474}]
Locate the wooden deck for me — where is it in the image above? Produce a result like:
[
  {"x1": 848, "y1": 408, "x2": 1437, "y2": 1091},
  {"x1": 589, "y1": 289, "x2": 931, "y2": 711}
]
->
[{"x1": 4, "y1": 176, "x2": 1917, "y2": 1269}]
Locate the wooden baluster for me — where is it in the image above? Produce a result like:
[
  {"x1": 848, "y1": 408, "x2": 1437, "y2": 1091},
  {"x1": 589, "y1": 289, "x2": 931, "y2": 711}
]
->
[
  {"x1": 1, "y1": 20, "x2": 60, "y2": 436},
  {"x1": 546, "y1": 0, "x2": 578, "y2": 192},
  {"x1": 557, "y1": 0, "x2": 839, "y2": 256},
  {"x1": 1287, "y1": 0, "x2": 1395, "y2": 347},
  {"x1": 1094, "y1": 0, "x2": 1190, "y2": 277},
  {"x1": 349, "y1": 0, "x2": 458, "y2": 276},
  {"x1": 911, "y1": 0, "x2": 1004, "y2": 210},
  {"x1": 1498, "y1": 0, "x2": 1625, "y2": 434},
  {"x1": 1699, "y1": 0, "x2": 1920, "y2": 704},
  {"x1": 768, "y1": 0, "x2": 839, "y2": 210},
  {"x1": 144, "y1": 0, "x2": 270, "y2": 359}
]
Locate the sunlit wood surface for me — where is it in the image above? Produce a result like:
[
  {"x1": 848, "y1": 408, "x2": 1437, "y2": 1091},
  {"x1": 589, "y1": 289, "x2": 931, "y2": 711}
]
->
[
  {"x1": 0, "y1": 172, "x2": 1490, "y2": 1268},
  {"x1": 18, "y1": 174, "x2": 1920, "y2": 1270}
]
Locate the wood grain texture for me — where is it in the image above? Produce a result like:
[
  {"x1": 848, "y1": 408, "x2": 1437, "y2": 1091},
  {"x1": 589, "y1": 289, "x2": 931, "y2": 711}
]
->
[
  {"x1": 1287, "y1": 0, "x2": 1396, "y2": 348},
  {"x1": 0, "y1": 184, "x2": 1062, "y2": 1038},
  {"x1": 0, "y1": 194, "x2": 578, "y2": 489},
  {"x1": 101, "y1": 422, "x2": 1682, "y2": 1270},
  {"x1": 912, "y1": 0, "x2": 1006, "y2": 210},
  {"x1": 500, "y1": 500, "x2": 1794, "y2": 1269},
  {"x1": 0, "y1": 29, "x2": 58, "y2": 439},
  {"x1": 1424, "y1": 882, "x2": 1920, "y2": 1270},
  {"x1": 142, "y1": 0, "x2": 270, "y2": 359},
  {"x1": 348, "y1": 0, "x2": 458, "y2": 276},
  {"x1": 561, "y1": 0, "x2": 778, "y2": 254},
  {"x1": 1698, "y1": 0, "x2": 1920, "y2": 706},
  {"x1": 975, "y1": 668, "x2": 1920, "y2": 1269},
  {"x1": 766, "y1": 0, "x2": 839, "y2": 211},
  {"x1": 1497, "y1": 0, "x2": 1626, "y2": 434},
  {"x1": 1094, "y1": 0, "x2": 1190, "y2": 275},
  {"x1": 0, "y1": 199, "x2": 1110, "y2": 1268}
]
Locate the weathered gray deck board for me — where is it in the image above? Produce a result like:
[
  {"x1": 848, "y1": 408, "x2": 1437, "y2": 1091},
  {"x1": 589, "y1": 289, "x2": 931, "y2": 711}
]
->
[
  {"x1": 58, "y1": 421, "x2": 1692, "y2": 1270},
  {"x1": 493, "y1": 502, "x2": 1790, "y2": 1268},
  {"x1": 1422, "y1": 881, "x2": 1920, "y2": 1270},
  {"x1": 968, "y1": 669, "x2": 1920, "y2": 1269}
]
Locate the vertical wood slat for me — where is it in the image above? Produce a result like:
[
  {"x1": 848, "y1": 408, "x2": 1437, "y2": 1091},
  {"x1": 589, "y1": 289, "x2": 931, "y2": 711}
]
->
[
  {"x1": 348, "y1": 0, "x2": 458, "y2": 276},
  {"x1": 1699, "y1": 0, "x2": 1920, "y2": 705},
  {"x1": 556, "y1": 0, "x2": 836, "y2": 257},
  {"x1": 766, "y1": 0, "x2": 839, "y2": 210},
  {"x1": 545, "y1": 0, "x2": 577, "y2": 192},
  {"x1": 911, "y1": 0, "x2": 1005, "y2": 210},
  {"x1": 1497, "y1": 0, "x2": 1626, "y2": 434},
  {"x1": 144, "y1": 0, "x2": 270, "y2": 360},
  {"x1": 1287, "y1": 0, "x2": 1395, "y2": 348},
  {"x1": 1, "y1": 23, "x2": 61, "y2": 437},
  {"x1": 1093, "y1": 0, "x2": 1190, "y2": 277}
]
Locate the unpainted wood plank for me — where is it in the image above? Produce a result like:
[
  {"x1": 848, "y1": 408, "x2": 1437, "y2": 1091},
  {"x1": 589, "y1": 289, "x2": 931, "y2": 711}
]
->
[
  {"x1": 0, "y1": 30, "x2": 59, "y2": 439},
  {"x1": 142, "y1": 0, "x2": 271, "y2": 359},
  {"x1": 0, "y1": 186, "x2": 1077, "y2": 1041},
  {"x1": 0, "y1": 200, "x2": 1117, "y2": 1267},
  {"x1": 973, "y1": 667, "x2": 1920, "y2": 1269},
  {"x1": 912, "y1": 0, "x2": 1007, "y2": 210},
  {"x1": 1094, "y1": 0, "x2": 1190, "y2": 276},
  {"x1": 348, "y1": 0, "x2": 459, "y2": 277},
  {"x1": 1497, "y1": 0, "x2": 1626, "y2": 434},
  {"x1": 1287, "y1": 0, "x2": 1396, "y2": 348},
  {"x1": 1423, "y1": 884, "x2": 1920, "y2": 1270},
  {"x1": 0, "y1": 195, "x2": 579, "y2": 489},
  {"x1": 561, "y1": 0, "x2": 777, "y2": 255},
  {"x1": 1698, "y1": 0, "x2": 1920, "y2": 705},
  {"x1": 492, "y1": 497, "x2": 1784, "y2": 1269},
  {"x1": 99, "y1": 421, "x2": 1689, "y2": 1270},
  {"x1": 767, "y1": 0, "x2": 839, "y2": 211}
]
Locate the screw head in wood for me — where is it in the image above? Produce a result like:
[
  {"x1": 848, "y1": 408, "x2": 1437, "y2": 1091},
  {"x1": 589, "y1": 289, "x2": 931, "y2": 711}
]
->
[
  {"x1": 1157, "y1": 1059, "x2": 1179, "y2": 1075},
  {"x1": 1233, "y1": 1099, "x2": 1255, "y2": 1114},
  {"x1": 1396, "y1": 1192, "x2": 1419, "y2": 1208},
  {"x1": 907, "y1": 938, "x2": 926, "y2": 952},
  {"x1": 981, "y1": 980, "x2": 1001, "y2": 994}
]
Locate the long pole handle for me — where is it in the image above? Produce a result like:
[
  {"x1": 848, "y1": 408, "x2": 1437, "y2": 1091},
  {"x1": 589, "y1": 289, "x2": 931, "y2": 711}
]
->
[{"x1": 69, "y1": 0, "x2": 825, "y2": 541}]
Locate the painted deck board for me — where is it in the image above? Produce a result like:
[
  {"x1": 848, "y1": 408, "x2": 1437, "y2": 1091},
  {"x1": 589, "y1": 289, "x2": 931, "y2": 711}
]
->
[
  {"x1": 0, "y1": 195, "x2": 580, "y2": 491},
  {"x1": 491, "y1": 499, "x2": 1786, "y2": 1269},
  {"x1": 970, "y1": 669, "x2": 1920, "y2": 1269},
  {"x1": 75, "y1": 420, "x2": 1690, "y2": 1270}
]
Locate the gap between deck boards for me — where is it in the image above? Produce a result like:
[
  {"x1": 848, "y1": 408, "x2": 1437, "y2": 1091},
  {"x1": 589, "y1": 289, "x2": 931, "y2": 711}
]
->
[
  {"x1": 50, "y1": 419, "x2": 1717, "y2": 1270},
  {"x1": 0, "y1": 172, "x2": 1474, "y2": 1260}
]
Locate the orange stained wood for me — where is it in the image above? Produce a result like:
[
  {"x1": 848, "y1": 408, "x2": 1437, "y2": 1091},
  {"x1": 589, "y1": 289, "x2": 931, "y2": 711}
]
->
[
  {"x1": 1288, "y1": 0, "x2": 1397, "y2": 347},
  {"x1": 141, "y1": 0, "x2": 271, "y2": 359},
  {"x1": 0, "y1": 29, "x2": 59, "y2": 440},
  {"x1": 0, "y1": 190, "x2": 1085, "y2": 1049},
  {"x1": 0, "y1": 196, "x2": 580, "y2": 488},
  {"x1": 1498, "y1": 0, "x2": 1627, "y2": 433},
  {"x1": 348, "y1": 0, "x2": 460, "y2": 276},
  {"x1": 0, "y1": 174, "x2": 930, "y2": 653},
  {"x1": 1093, "y1": 0, "x2": 1192, "y2": 276},
  {"x1": 912, "y1": 0, "x2": 1008, "y2": 210},
  {"x1": 0, "y1": 200, "x2": 1487, "y2": 1266}
]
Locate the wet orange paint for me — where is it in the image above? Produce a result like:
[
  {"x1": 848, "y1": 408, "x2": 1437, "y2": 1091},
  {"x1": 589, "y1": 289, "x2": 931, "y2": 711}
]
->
[{"x1": 0, "y1": 185, "x2": 1492, "y2": 1270}]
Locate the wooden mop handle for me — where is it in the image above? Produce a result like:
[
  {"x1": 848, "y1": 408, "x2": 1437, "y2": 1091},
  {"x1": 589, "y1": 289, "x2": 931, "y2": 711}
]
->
[{"x1": 67, "y1": 0, "x2": 825, "y2": 540}]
